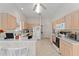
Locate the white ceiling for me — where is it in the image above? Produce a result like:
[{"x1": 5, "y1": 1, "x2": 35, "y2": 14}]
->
[
  {"x1": 0, "y1": 3, "x2": 79, "y2": 20},
  {"x1": 15, "y1": 3, "x2": 65, "y2": 19}
]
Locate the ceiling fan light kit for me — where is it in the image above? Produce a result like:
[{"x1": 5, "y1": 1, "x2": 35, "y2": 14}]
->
[
  {"x1": 35, "y1": 3, "x2": 41, "y2": 14},
  {"x1": 33, "y1": 3, "x2": 46, "y2": 14}
]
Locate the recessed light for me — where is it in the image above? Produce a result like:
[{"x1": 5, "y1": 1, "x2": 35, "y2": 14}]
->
[{"x1": 21, "y1": 8, "x2": 24, "y2": 10}]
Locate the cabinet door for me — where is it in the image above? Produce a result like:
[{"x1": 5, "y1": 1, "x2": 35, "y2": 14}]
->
[
  {"x1": 64, "y1": 41, "x2": 73, "y2": 56},
  {"x1": 60, "y1": 39, "x2": 65, "y2": 55},
  {"x1": 23, "y1": 23, "x2": 32, "y2": 29},
  {"x1": 65, "y1": 14, "x2": 72, "y2": 29},
  {"x1": 71, "y1": 11, "x2": 79, "y2": 29},
  {"x1": 65, "y1": 11, "x2": 79, "y2": 30},
  {"x1": 60, "y1": 39, "x2": 73, "y2": 56},
  {"x1": 2, "y1": 13, "x2": 8, "y2": 30},
  {"x1": 0, "y1": 13, "x2": 2, "y2": 29},
  {"x1": 7, "y1": 14, "x2": 16, "y2": 29}
]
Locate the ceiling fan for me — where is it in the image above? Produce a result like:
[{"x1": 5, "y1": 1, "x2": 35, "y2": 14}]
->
[{"x1": 33, "y1": 3, "x2": 47, "y2": 14}]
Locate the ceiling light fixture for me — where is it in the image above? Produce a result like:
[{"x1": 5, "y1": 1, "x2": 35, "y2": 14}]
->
[
  {"x1": 33, "y1": 3, "x2": 41, "y2": 14},
  {"x1": 35, "y1": 3, "x2": 41, "y2": 14},
  {"x1": 21, "y1": 8, "x2": 24, "y2": 10},
  {"x1": 33, "y1": 3, "x2": 46, "y2": 14}
]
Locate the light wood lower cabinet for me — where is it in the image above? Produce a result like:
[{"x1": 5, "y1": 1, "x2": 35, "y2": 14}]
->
[
  {"x1": 60, "y1": 39, "x2": 73, "y2": 56},
  {"x1": 60, "y1": 39, "x2": 79, "y2": 56}
]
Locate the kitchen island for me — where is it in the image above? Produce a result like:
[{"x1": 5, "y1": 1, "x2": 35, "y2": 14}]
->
[{"x1": 0, "y1": 38, "x2": 37, "y2": 56}]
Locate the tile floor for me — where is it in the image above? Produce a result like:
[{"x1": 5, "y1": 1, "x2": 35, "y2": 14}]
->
[{"x1": 36, "y1": 39, "x2": 60, "y2": 56}]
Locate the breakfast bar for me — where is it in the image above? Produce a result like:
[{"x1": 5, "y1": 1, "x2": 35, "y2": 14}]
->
[{"x1": 0, "y1": 39, "x2": 37, "y2": 56}]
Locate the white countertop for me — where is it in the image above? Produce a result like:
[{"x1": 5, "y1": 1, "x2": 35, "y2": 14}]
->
[
  {"x1": 0, "y1": 37, "x2": 37, "y2": 41},
  {"x1": 60, "y1": 36, "x2": 79, "y2": 45},
  {"x1": 54, "y1": 33, "x2": 79, "y2": 45}
]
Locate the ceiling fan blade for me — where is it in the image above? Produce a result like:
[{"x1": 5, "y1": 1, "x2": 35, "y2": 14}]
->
[
  {"x1": 33, "y1": 4, "x2": 37, "y2": 11},
  {"x1": 40, "y1": 4, "x2": 47, "y2": 10}
]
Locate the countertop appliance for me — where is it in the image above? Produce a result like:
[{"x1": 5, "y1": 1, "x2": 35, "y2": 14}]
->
[{"x1": 4, "y1": 33, "x2": 14, "y2": 39}]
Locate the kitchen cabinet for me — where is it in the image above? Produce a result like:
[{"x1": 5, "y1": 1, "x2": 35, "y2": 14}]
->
[
  {"x1": 71, "y1": 11, "x2": 79, "y2": 29},
  {"x1": 65, "y1": 11, "x2": 79, "y2": 29},
  {"x1": 60, "y1": 39, "x2": 73, "y2": 56},
  {"x1": 55, "y1": 23, "x2": 65, "y2": 29},
  {"x1": 52, "y1": 17, "x2": 65, "y2": 29},
  {"x1": 0, "y1": 13, "x2": 16, "y2": 30},
  {"x1": 60, "y1": 37, "x2": 79, "y2": 56},
  {"x1": 21, "y1": 22, "x2": 32, "y2": 29},
  {"x1": 52, "y1": 10, "x2": 79, "y2": 30},
  {"x1": 7, "y1": 14, "x2": 16, "y2": 29},
  {"x1": 65, "y1": 14, "x2": 72, "y2": 29},
  {"x1": 2, "y1": 13, "x2": 8, "y2": 30},
  {"x1": 0, "y1": 13, "x2": 2, "y2": 29}
]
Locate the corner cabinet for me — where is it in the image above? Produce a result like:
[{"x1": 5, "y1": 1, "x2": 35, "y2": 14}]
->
[{"x1": 0, "y1": 13, "x2": 16, "y2": 30}]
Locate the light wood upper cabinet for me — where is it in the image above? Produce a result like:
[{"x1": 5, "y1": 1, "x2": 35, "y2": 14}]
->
[
  {"x1": 71, "y1": 11, "x2": 79, "y2": 29},
  {"x1": 65, "y1": 14, "x2": 72, "y2": 29},
  {"x1": 7, "y1": 14, "x2": 16, "y2": 29},
  {"x1": 65, "y1": 11, "x2": 79, "y2": 29},
  {"x1": 21, "y1": 22, "x2": 32, "y2": 30},
  {"x1": 52, "y1": 10, "x2": 79, "y2": 30},
  {"x1": 2, "y1": 13, "x2": 8, "y2": 30},
  {"x1": 0, "y1": 13, "x2": 2, "y2": 29},
  {"x1": 0, "y1": 13, "x2": 16, "y2": 30},
  {"x1": 52, "y1": 17, "x2": 65, "y2": 29}
]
